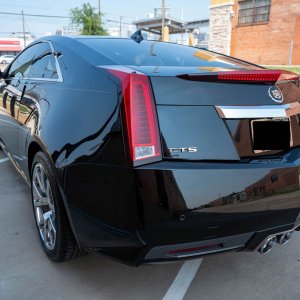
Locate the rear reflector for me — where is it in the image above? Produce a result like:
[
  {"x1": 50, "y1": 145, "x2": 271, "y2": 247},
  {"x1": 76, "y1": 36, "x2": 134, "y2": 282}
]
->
[
  {"x1": 107, "y1": 68, "x2": 161, "y2": 164},
  {"x1": 167, "y1": 244, "x2": 220, "y2": 255},
  {"x1": 177, "y1": 69, "x2": 299, "y2": 84}
]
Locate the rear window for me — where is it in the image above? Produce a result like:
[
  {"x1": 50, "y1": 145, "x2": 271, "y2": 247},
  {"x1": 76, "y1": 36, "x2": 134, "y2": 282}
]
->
[{"x1": 79, "y1": 39, "x2": 251, "y2": 68}]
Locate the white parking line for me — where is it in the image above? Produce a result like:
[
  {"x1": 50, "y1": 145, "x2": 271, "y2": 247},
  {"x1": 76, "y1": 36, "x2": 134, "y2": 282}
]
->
[
  {"x1": 162, "y1": 258, "x2": 203, "y2": 300},
  {"x1": 0, "y1": 157, "x2": 9, "y2": 164}
]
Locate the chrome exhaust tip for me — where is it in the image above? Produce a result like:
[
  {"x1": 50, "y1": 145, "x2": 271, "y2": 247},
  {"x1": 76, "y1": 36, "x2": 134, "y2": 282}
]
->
[
  {"x1": 277, "y1": 231, "x2": 293, "y2": 245},
  {"x1": 259, "y1": 236, "x2": 277, "y2": 254}
]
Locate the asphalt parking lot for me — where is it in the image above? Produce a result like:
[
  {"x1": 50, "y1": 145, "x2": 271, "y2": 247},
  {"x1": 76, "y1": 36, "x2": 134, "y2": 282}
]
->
[{"x1": 1, "y1": 150, "x2": 300, "y2": 300}]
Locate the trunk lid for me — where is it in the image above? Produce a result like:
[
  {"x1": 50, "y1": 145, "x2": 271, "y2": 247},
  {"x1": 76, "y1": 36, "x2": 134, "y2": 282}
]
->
[{"x1": 129, "y1": 66, "x2": 300, "y2": 161}]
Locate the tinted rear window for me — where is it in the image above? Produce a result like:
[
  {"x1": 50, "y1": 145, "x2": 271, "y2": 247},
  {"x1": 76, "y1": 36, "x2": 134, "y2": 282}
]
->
[{"x1": 79, "y1": 39, "x2": 252, "y2": 68}]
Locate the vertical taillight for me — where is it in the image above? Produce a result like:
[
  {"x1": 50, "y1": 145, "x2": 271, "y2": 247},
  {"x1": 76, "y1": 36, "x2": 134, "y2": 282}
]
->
[{"x1": 107, "y1": 68, "x2": 161, "y2": 165}]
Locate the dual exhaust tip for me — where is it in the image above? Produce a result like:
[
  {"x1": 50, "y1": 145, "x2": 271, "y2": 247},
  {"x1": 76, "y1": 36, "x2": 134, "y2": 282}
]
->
[{"x1": 259, "y1": 230, "x2": 294, "y2": 254}]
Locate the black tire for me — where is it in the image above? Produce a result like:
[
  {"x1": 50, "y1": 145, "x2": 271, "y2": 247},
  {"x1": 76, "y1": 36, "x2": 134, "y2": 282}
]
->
[
  {"x1": 2, "y1": 60, "x2": 6, "y2": 64},
  {"x1": 31, "y1": 151, "x2": 83, "y2": 261}
]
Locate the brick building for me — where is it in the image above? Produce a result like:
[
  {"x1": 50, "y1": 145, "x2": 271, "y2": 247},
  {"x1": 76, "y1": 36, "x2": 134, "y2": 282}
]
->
[{"x1": 209, "y1": 0, "x2": 300, "y2": 65}]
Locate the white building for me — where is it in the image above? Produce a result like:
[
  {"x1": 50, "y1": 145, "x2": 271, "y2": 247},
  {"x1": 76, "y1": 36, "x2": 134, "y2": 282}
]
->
[
  {"x1": 55, "y1": 26, "x2": 83, "y2": 36},
  {"x1": 10, "y1": 32, "x2": 36, "y2": 48},
  {"x1": 107, "y1": 24, "x2": 136, "y2": 38}
]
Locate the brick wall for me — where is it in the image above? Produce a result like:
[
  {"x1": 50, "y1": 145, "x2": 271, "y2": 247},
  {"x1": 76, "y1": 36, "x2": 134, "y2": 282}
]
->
[{"x1": 230, "y1": 0, "x2": 300, "y2": 65}]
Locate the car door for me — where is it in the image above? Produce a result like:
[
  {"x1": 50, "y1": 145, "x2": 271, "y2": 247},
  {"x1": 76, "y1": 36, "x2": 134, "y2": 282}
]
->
[{"x1": 0, "y1": 46, "x2": 37, "y2": 161}]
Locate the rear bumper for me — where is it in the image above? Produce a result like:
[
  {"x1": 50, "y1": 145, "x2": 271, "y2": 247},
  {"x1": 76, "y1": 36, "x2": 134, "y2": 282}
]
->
[
  {"x1": 89, "y1": 221, "x2": 300, "y2": 266},
  {"x1": 140, "y1": 221, "x2": 300, "y2": 264},
  {"x1": 64, "y1": 152, "x2": 300, "y2": 265}
]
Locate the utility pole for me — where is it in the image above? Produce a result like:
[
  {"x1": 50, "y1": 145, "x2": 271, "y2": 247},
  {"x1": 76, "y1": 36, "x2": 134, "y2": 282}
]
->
[
  {"x1": 181, "y1": 5, "x2": 184, "y2": 44},
  {"x1": 119, "y1": 16, "x2": 123, "y2": 37},
  {"x1": 98, "y1": 0, "x2": 101, "y2": 18},
  {"x1": 161, "y1": 0, "x2": 165, "y2": 41},
  {"x1": 21, "y1": 10, "x2": 26, "y2": 48}
]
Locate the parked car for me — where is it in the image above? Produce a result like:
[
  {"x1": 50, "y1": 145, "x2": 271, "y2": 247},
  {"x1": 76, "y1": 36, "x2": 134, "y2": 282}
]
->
[
  {"x1": 0, "y1": 35, "x2": 300, "y2": 265},
  {"x1": 0, "y1": 55, "x2": 15, "y2": 64}
]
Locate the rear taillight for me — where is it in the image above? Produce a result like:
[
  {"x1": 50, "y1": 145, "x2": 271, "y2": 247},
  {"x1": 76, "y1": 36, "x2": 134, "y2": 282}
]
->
[
  {"x1": 107, "y1": 67, "x2": 161, "y2": 165},
  {"x1": 177, "y1": 69, "x2": 299, "y2": 84}
]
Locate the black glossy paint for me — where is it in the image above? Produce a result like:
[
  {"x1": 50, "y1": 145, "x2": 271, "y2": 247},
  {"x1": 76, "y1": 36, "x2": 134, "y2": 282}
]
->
[
  {"x1": 0, "y1": 36, "x2": 300, "y2": 266},
  {"x1": 158, "y1": 106, "x2": 239, "y2": 160}
]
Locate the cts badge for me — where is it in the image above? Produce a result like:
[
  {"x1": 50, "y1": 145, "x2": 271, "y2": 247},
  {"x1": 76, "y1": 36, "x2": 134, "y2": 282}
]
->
[
  {"x1": 268, "y1": 86, "x2": 284, "y2": 103},
  {"x1": 169, "y1": 147, "x2": 198, "y2": 153}
]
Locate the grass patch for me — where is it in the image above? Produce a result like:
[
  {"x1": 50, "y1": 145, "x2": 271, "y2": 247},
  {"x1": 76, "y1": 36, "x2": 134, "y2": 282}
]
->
[{"x1": 264, "y1": 65, "x2": 300, "y2": 74}]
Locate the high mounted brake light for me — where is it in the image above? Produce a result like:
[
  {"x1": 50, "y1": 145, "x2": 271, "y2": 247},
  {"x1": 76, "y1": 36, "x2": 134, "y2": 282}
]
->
[
  {"x1": 218, "y1": 70, "x2": 281, "y2": 82},
  {"x1": 107, "y1": 68, "x2": 161, "y2": 165},
  {"x1": 177, "y1": 69, "x2": 299, "y2": 84}
]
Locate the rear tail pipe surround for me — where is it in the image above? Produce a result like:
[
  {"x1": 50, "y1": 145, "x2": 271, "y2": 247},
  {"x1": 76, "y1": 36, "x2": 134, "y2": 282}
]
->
[
  {"x1": 276, "y1": 231, "x2": 293, "y2": 246},
  {"x1": 258, "y1": 229, "x2": 296, "y2": 254},
  {"x1": 259, "y1": 236, "x2": 277, "y2": 254}
]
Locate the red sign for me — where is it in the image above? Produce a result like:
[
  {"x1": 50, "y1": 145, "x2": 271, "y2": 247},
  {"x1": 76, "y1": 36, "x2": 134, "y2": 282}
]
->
[
  {"x1": 0, "y1": 40, "x2": 20, "y2": 45},
  {"x1": 0, "y1": 39, "x2": 22, "y2": 52}
]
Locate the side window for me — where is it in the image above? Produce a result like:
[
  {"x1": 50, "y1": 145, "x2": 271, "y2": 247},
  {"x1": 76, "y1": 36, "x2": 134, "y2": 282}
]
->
[
  {"x1": 29, "y1": 54, "x2": 58, "y2": 79},
  {"x1": 8, "y1": 46, "x2": 37, "y2": 79},
  {"x1": 28, "y1": 42, "x2": 58, "y2": 79},
  {"x1": 8, "y1": 42, "x2": 59, "y2": 80}
]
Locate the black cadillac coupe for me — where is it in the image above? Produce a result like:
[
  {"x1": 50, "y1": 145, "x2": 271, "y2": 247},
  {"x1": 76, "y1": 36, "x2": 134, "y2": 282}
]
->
[{"x1": 0, "y1": 35, "x2": 300, "y2": 265}]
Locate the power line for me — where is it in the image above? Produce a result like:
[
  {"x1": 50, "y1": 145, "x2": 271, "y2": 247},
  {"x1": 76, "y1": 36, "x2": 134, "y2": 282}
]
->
[
  {"x1": 106, "y1": 19, "x2": 132, "y2": 26},
  {"x1": 1, "y1": 4, "x2": 137, "y2": 19},
  {"x1": 2, "y1": 4, "x2": 136, "y2": 19},
  {"x1": 0, "y1": 11, "x2": 70, "y2": 19},
  {"x1": 0, "y1": 17, "x2": 20, "y2": 28},
  {"x1": 0, "y1": 11, "x2": 134, "y2": 26},
  {"x1": 0, "y1": 12, "x2": 136, "y2": 39},
  {"x1": 1, "y1": 4, "x2": 68, "y2": 12}
]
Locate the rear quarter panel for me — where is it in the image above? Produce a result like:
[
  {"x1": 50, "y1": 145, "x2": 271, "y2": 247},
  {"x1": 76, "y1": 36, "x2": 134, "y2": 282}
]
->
[
  {"x1": 23, "y1": 41, "x2": 126, "y2": 172},
  {"x1": 19, "y1": 41, "x2": 137, "y2": 248}
]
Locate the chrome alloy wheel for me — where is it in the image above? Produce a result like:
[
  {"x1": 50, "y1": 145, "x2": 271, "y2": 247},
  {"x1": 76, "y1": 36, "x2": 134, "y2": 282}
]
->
[{"x1": 32, "y1": 163, "x2": 56, "y2": 250}]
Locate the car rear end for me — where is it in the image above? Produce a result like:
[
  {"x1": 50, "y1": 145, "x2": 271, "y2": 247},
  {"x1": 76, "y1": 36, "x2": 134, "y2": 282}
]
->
[{"x1": 78, "y1": 38, "x2": 300, "y2": 264}]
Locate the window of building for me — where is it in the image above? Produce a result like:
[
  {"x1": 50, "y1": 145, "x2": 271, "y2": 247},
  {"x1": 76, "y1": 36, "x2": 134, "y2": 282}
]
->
[{"x1": 238, "y1": 0, "x2": 271, "y2": 25}]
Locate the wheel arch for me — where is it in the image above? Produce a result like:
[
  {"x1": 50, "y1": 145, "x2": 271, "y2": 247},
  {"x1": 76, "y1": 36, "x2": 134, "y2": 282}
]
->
[
  {"x1": 28, "y1": 141, "x2": 43, "y2": 178},
  {"x1": 27, "y1": 139, "x2": 56, "y2": 178},
  {"x1": 27, "y1": 140, "x2": 82, "y2": 250}
]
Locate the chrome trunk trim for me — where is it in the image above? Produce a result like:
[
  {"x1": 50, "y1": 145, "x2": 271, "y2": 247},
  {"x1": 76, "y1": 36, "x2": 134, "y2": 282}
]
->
[{"x1": 215, "y1": 103, "x2": 300, "y2": 119}]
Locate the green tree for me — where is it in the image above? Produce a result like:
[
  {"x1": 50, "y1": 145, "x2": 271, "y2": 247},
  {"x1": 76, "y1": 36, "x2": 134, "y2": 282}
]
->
[{"x1": 70, "y1": 3, "x2": 108, "y2": 35}]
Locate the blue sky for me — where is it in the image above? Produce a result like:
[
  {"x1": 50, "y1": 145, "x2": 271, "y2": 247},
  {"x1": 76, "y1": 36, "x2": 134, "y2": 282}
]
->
[{"x1": 0, "y1": 0, "x2": 210, "y2": 36}]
